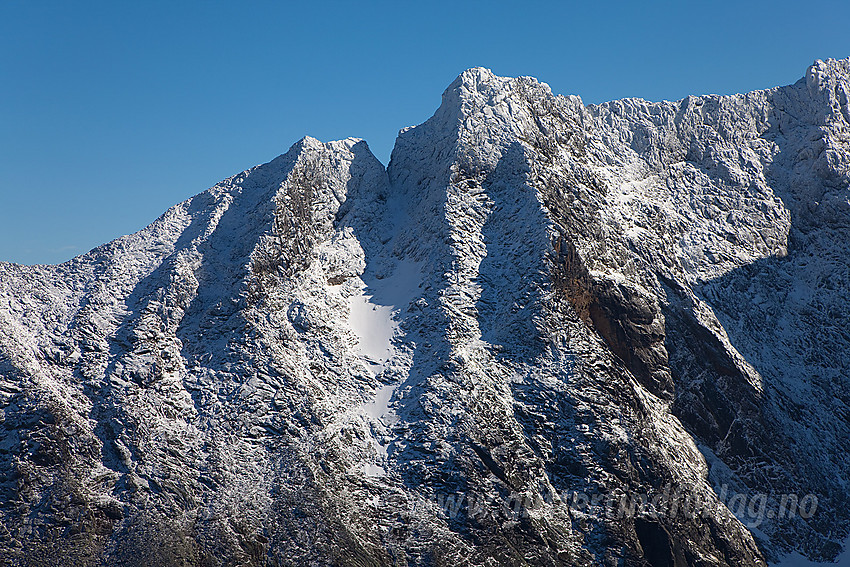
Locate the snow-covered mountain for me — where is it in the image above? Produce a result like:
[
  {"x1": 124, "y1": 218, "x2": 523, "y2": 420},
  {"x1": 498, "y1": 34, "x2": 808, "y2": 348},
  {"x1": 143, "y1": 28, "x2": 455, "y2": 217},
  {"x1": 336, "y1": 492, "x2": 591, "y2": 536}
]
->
[{"x1": 1, "y1": 59, "x2": 849, "y2": 566}]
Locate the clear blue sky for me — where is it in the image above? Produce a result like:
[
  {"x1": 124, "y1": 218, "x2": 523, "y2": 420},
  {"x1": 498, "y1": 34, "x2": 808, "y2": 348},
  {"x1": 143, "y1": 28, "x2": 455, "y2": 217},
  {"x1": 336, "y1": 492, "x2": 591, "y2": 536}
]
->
[{"x1": 2, "y1": 0, "x2": 848, "y2": 265}]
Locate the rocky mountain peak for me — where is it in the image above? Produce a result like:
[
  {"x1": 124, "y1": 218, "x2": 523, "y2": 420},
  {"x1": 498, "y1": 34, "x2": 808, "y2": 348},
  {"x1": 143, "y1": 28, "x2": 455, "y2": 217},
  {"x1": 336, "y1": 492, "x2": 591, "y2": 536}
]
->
[{"x1": 1, "y1": 59, "x2": 849, "y2": 566}]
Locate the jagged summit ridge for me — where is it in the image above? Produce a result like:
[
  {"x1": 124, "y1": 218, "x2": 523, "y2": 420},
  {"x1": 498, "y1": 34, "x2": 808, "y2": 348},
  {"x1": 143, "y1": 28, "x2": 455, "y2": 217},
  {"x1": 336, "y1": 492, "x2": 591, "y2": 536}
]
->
[{"x1": 1, "y1": 59, "x2": 849, "y2": 566}]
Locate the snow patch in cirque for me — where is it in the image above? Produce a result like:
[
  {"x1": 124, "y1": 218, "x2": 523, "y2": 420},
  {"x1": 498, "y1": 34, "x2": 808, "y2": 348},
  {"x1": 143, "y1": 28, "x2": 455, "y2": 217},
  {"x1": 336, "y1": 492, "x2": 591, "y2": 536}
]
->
[
  {"x1": 347, "y1": 257, "x2": 423, "y2": 380},
  {"x1": 348, "y1": 257, "x2": 423, "y2": 477},
  {"x1": 363, "y1": 382, "x2": 398, "y2": 424},
  {"x1": 348, "y1": 287, "x2": 395, "y2": 373}
]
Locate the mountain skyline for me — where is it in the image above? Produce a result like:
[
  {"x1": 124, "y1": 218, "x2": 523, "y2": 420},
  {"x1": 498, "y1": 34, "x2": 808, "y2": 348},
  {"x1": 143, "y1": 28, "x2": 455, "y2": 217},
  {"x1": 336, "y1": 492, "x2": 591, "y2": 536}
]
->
[
  {"x1": 3, "y1": 0, "x2": 849, "y2": 265},
  {"x1": 1, "y1": 60, "x2": 849, "y2": 565}
]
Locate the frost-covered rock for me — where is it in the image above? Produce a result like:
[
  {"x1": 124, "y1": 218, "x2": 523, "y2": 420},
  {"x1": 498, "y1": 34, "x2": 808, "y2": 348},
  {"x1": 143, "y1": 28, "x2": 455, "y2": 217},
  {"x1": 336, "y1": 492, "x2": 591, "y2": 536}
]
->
[{"x1": 1, "y1": 59, "x2": 849, "y2": 566}]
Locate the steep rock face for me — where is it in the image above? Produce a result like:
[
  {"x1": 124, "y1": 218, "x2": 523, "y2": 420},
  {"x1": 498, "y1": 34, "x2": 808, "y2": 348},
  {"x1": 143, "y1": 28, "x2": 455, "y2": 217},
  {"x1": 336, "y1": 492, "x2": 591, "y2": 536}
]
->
[{"x1": 1, "y1": 60, "x2": 849, "y2": 566}]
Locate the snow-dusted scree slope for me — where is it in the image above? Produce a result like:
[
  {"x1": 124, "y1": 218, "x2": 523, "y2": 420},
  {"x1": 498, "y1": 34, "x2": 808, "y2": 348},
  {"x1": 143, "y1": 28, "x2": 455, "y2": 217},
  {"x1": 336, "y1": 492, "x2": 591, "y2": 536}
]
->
[{"x1": 1, "y1": 59, "x2": 849, "y2": 566}]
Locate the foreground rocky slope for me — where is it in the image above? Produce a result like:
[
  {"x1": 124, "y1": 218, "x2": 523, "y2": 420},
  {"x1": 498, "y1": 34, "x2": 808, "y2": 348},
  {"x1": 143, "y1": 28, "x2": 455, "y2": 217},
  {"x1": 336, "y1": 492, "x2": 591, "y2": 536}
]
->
[{"x1": 1, "y1": 59, "x2": 848, "y2": 566}]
